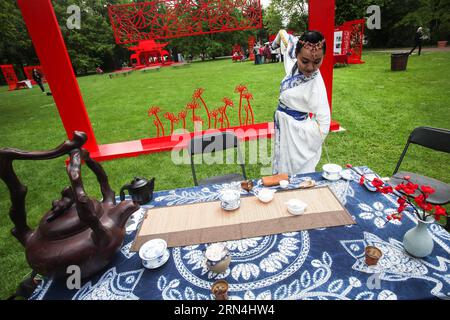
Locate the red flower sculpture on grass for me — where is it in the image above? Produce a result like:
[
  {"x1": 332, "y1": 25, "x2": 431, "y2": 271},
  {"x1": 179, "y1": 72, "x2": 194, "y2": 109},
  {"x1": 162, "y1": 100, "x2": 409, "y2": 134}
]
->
[{"x1": 346, "y1": 164, "x2": 448, "y2": 223}]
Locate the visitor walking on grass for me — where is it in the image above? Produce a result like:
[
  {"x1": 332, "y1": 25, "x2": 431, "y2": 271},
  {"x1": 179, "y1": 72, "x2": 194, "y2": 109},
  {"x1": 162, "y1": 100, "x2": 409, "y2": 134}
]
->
[
  {"x1": 270, "y1": 30, "x2": 331, "y2": 175},
  {"x1": 32, "y1": 68, "x2": 51, "y2": 95},
  {"x1": 409, "y1": 27, "x2": 424, "y2": 56}
]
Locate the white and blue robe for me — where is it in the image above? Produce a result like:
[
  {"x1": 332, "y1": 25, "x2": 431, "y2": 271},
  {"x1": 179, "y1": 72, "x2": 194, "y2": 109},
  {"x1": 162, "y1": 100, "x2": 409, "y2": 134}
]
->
[{"x1": 271, "y1": 30, "x2": 331, "y2": 175}]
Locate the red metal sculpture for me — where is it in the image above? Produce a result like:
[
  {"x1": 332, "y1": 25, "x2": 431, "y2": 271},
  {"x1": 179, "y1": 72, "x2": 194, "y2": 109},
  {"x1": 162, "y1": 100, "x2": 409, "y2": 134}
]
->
[
  {"x1": 242, "y1": 92, "x2": 254, "y2": 125},
  {"x1": 164, "y1": 112, "x2": 178, "y2": 135},
  {"x1": 234, "y1": 84, "x2": 247, "y2": 126},
  {"x1": 219, "y1": 97, "x2": 234, "y2": 128},
  {"x1": 129, "y1": 40, "x2": 172, "y2": 68},
  {"x1": 248, "y1": 36, "x2": 255, "y2": 61},
  {"x1": 0, "y1": 64, "x2": 19, "y2": 91},
  {"x1": 186, "y1": 100, "x2": 204, "y2": 130},
  {"x1": 23, "y1": 65, "x2": 47, "y2": 84},
  {"x1": 148, "y1": 106, "x2": 165, "y2": 137},
  {"x1": 192, "y1": 88, "x2": 211, "y2": 129},
  {"x1": 108, "y1": 0, "x2": 263, "y2": 44},
  {"x1": 232, "y1": 44, "x2": 243, "y2": 61},
  {"x1": 177, "y1": 109, "x2": 187, "y2": 131},
  {"x1": 334, "y1": 19, "x2": 365, "y2": 65},
  {"x1": 16, "y1": 0, "x2": 336, "y2": 162}
]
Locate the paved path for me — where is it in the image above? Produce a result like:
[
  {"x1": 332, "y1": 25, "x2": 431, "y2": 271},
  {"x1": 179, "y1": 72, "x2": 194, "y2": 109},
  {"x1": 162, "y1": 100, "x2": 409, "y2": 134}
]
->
[{"x1": 368, "y1": 46, "x2": 449, "y2": 53}]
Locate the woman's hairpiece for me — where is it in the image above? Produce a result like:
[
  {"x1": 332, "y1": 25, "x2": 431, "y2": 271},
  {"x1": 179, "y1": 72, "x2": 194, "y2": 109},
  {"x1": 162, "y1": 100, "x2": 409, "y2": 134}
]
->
[{"x1": 298, "y1": 39, "x2": 325, "y2": 52}]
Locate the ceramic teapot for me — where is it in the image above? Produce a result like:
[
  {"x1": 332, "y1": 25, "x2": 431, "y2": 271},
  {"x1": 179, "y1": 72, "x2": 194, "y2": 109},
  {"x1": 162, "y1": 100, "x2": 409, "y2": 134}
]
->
[
  {"x1": 120, "y1": 177, "x2": 155, "y2": 205},
  {"x1": 0, "y1": 131, "x2": 140, "y2": 280}
]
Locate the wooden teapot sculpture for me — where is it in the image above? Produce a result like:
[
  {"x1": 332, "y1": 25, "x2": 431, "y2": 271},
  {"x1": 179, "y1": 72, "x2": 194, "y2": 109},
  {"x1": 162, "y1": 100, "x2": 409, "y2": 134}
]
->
[{"x1": 0, "y1": 131, "x2": 140, "y2": 280}]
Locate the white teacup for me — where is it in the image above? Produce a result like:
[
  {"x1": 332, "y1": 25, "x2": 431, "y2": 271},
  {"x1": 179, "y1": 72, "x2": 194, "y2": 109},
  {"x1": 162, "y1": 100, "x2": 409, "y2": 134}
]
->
[
  {"x1": 255, "y1": 188, "x2": 276, "y2": 203},
  {"x1": 285, "y1": 199, "x2": 307, "y2": 215},
  {"x1": 139, "y1": 238, "x2": 169, "y2": 269},
  {"x1": 322, "y1": 163, "x2": 342, "y2": 181},
  {"x1": 219, "y1": 189, "x2": 241, "y2": 210}
]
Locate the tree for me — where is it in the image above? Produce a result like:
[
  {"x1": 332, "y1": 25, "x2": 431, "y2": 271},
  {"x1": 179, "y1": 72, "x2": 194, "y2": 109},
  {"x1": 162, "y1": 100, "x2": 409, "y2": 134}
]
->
[
  {"x1": 50, "y1": 0, "x2": 129, "y2": 74},
  {"x1": 263, "y1": 3, "x2": 284, "y2": 35},
  {"x1": 335, "y1": 0, "x2": 370, "y2": 26},
  {"x1": 0, "y1": 0, "x2": 37, "y2": 81},
  {"x1": 395, "y1": 0, "x2": 450, "y2": 42}
]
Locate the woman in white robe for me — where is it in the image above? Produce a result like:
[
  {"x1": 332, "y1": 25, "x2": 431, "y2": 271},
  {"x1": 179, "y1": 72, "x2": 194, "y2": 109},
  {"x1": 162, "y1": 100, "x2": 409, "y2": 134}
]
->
[{"x1": 270, "y1": 30, "x2": 331, "y2": 175}]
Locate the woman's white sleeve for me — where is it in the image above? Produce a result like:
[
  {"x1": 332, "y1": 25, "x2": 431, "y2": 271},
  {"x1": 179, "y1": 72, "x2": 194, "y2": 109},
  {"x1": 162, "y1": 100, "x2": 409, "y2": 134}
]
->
[
  {"x1": 314, "y1": 78, "x2": 331, "y2": 138},
  {"x1": 271, "y1": 30, "x2": 297, "y2": 75}
]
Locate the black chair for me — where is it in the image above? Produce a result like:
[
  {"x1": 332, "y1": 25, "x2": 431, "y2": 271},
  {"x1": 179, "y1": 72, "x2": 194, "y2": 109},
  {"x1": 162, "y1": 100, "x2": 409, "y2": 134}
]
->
[
  {"x1": 188, "y1": 132, "x2": 247, "y2": 186},
  {"x1": 390, "y1": 126, "x2": 450, "y2": 205}
]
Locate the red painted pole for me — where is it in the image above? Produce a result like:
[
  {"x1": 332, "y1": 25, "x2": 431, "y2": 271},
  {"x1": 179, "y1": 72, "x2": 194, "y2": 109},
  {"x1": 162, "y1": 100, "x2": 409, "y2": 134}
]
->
[
  {"x1": 309, "y1": 0, "x2": 339, "y2": 130},
  {"x1": 17, "y1": 0, "x2": 99, "y2": 152}
]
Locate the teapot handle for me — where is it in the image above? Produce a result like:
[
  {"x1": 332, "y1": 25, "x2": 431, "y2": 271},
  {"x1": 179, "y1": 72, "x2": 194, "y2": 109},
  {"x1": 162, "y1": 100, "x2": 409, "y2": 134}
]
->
[{"x1": 120, "y1": 184, "x2": 131, "y2": 201}]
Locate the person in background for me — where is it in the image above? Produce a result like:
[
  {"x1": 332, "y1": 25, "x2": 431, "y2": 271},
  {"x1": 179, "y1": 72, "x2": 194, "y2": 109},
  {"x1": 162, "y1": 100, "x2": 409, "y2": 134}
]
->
[
  {"x1": 270, "y1": 29, "x2": 331, "y2": 175},
  {"x1": 409, "y1": 27, "x2": 424, "y2": 56},
  {"x1": 264, "y1": 43, "x2": 271, "y2": 63},
  {"x1": 32, "y1": 68, "x2": 51, "y2": 95},
  {"x1": 259, "y1": 45, "x2": 265, "y2": 64},
  {"x1": 254, "y1": 42, "x2": 261, "y2": 65}
]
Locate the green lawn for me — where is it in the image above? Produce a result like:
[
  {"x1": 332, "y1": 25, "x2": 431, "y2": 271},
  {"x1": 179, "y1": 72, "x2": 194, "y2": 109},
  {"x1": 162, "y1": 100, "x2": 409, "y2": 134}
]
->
[{"x1": 0, "y1": 51, "x2": 449, "y2": 299}]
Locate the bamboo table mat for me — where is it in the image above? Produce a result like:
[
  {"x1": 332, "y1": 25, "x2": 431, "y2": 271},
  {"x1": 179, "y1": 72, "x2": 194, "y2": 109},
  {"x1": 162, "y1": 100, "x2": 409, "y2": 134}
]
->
[{"x1": 132, "y1": 186, "x2": 355, "y2": 251}]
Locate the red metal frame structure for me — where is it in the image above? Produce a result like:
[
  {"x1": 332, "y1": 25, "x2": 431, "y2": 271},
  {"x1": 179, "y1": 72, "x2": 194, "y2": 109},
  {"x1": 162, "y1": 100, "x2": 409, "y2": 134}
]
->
[
  {"x1": 23, "y1": 65, "x2": 47, "y2": 84},
  {"x1": 334, "y1": 19, "x2": 365, "y2": 65},
  {"x1": 17, "y1": 0, "x2": 98, "y2": 152},
  {"x1": 108, "y1": 0, "x2": 263, "y2": 44},
  {"x1": 129, "y1": 40, "x2": 172, "y2": 68},
  {"x1": 0, "y1": 64, "x2": 19, "y2": 91},
  {"x1": 16, "y1": 0, "x2": 337, "y2": 161},
  {"x1": 309, "y1": 0, "x2": 340, "y2": 131}
]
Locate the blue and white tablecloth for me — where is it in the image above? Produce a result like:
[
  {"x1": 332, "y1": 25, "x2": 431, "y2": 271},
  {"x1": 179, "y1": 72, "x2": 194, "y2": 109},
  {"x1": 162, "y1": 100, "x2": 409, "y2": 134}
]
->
[{"x1": 31, "y1": 167, "x2": 450, "y2": 300}]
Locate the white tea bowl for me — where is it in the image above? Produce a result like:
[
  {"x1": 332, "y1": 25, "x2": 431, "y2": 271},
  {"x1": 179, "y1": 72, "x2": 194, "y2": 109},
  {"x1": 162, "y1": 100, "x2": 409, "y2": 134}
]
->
[
  {"x1": 285, "y1": 199, "x2": 307, "y2": 215},
  {"x1": 255, "y1": 188, "x2": 276, "y2": 203},
  {"x1": 139, "y1": 238, "x2": 169, "y2": 269},
  {"x1": 322, "y1": 163, "x2": 342, "y2": 181}
]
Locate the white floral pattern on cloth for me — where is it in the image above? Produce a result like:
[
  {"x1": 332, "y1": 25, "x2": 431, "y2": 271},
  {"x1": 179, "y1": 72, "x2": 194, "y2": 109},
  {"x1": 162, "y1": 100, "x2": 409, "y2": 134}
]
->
[
  {"x1": 72, "y1": 267, "x2": 144, "y2": 300},
  {"x1": 158, "y1": 251, "x2": 398, "y2": 300},
  {"x1": 341, "y1": 232, "x2": 450, "y2": 299},
  {"x1": 358, "y1": 201, "x2": 400, "y2": 229},
  {"x1": 29, "y1": 167, "x2": 450, "y2": 300},
  {"x1": 170, "y1": 232, "x2": 310, "y2": 294}
]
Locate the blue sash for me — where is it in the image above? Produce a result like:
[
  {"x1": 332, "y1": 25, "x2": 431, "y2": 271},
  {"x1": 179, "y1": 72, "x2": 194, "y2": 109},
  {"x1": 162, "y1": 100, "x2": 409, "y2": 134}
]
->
[{"x1": 274, "y1": 102, "x2": 308, "y2": 129}]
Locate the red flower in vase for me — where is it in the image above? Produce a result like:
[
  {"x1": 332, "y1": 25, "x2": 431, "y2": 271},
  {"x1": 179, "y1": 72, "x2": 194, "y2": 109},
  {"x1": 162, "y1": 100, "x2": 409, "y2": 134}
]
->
[{"x1": 346, "y1": 166, "x2": 448, "y2": 224}]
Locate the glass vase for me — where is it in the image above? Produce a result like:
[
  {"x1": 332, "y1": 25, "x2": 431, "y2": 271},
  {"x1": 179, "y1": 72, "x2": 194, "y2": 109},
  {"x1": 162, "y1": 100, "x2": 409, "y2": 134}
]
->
[{"x1": 403, "y1": 215, "x2": 434, "y2": 258}]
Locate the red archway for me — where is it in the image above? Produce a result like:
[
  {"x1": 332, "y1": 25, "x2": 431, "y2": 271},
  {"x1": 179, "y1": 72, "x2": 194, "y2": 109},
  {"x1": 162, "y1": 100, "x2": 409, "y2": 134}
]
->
[
  {"x1": 129, "y1": 40, "x2": 172, "y2": 68},
  {"x1": 16, "y1": 0, "x2": 337, "y2": 161}
]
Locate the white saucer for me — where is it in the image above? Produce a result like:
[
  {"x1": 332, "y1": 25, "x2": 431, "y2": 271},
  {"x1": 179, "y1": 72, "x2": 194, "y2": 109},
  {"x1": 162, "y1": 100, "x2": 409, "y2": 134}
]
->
[
  {"x1": 144, "y1": 249, "x2": 170, "y2": 269},
  {"x1": 322, "y1": 173, "x2": 341, "y2": 181},
  {"x1": 221, "y1": 202, "x2": 240, "y2": 211}
]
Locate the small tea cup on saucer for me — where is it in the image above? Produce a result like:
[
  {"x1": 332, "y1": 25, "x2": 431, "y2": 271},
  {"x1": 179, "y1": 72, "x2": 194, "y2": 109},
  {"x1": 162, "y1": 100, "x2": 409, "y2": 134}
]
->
[
  {"x1": 219, "y1": 188, "x2": 241, "y2": 211},
  {"x1": 255, "y1": 188, "x2": 276, "y2": 203},
  {"x1": 139, "y1": 239, "x2": 170, "y2": 269},
  {"x1": 285, "y1": 199, "x2": 307, "y2": 215},
  {"x1": 322, "y1": 164, "x2": 342, "y2": 181}
]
